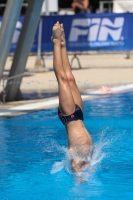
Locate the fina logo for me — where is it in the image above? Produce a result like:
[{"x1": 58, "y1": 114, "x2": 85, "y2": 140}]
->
[{"x1": 69, "y1": 17, "x2": 125, "y2": 42}]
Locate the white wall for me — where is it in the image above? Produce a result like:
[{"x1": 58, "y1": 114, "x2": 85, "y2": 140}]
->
[
  {"x1": 41, "y1": 0, "x2": 58, "y2": 14},
  {"x1": 113, "y1": 0, "x2": 133, "y2": 13}
]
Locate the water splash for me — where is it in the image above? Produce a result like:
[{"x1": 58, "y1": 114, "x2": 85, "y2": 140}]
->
[
  {"x1": 50, "y1": 147, "x2": 71, "y2": 174},
  {"x1": 50, "y1": 124, "x2": 127, "y2": 182},
  {"x1": 76, "y1": 140, "x2": 107, "y2": 182},
  {"x1": 50, "y1": 135, "x2": 109, "y2": 180}
]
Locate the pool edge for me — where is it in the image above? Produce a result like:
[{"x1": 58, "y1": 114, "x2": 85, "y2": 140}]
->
[{"x1": 0, "y1": 83, "x2": 133, "y2": 118}]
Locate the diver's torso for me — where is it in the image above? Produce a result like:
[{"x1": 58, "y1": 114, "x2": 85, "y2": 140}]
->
[{"x1": 66, "y1": 120, "x2": 92, "y2": 150}]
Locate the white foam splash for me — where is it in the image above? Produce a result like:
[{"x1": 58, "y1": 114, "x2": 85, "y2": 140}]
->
[
  {"x1": 50, "y1": 125, "x2": 122, "y2": 182},
  {"x1": 50, "y1": 147, "x2": 71, "y2": 174},
  {"x1": 50, "y1": 136, "x2": 109, "y2": 179},
  {"x1": 76, "y1": 140, "x2": 107, "y2": 181},
  {"x1": 51, "y1": 160, "x2": 65, "y2": 174}
]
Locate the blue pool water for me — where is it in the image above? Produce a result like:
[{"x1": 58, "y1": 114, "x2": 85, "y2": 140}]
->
[{"x1": 0, "y1": 91, "x2": 133, "y2": 200}]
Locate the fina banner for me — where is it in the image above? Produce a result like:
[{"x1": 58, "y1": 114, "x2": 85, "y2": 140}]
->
[
  {"x1": 0, "y1": 13, "x2": 133, "y2": 53},
  {"x1": 41, "y1": 13, "x2": 133, "y2": 52}
]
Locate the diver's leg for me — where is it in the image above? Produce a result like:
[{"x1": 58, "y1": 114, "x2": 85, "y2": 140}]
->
[
  {"x1": 52, "y1": 22, "x2": 75, "y2": 115},
  {"x1": 60, "y1": 24, "x2": 83, "y2": 110}
]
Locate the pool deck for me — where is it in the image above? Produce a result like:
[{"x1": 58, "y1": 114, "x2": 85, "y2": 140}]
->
[{"x1": 0, "y1": 52, "x2": 133, "y2": 117}]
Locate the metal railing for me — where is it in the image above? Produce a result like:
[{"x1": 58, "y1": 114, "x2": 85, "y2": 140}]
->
[
  {"x1": 100, "y1": 0, "x2": 133, "y2": 13},
  {"x1": 99, "y1": 1, "x2": 113, "y2": 13},
  {"x1": 0, "y1": 3, "x2": 28, "y2": 8}
]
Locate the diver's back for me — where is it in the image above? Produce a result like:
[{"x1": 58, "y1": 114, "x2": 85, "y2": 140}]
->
[{"x1": 66, "y1": 120, "x2": 93, "y2": 153}]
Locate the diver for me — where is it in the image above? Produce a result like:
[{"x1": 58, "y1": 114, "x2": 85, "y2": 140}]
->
[{"x1": 51, "y1": 21, "x2": 93, "y2": 173}]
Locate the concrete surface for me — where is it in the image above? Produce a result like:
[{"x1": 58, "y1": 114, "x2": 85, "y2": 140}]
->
[{"x1": 0, "y1": 52, "x2": 133, "y2": 116}]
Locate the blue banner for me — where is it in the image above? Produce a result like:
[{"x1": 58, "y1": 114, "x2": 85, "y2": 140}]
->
[
  {"x1": 41, "y1": 13, "x2": 133, "y2": 52},
  {"x1": 0, "y1": 13, "x2": 133, "y2": 53}
]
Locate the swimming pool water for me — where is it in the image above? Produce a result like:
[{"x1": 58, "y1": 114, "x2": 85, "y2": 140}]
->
[{"x1": 0, "y1": 91, "x2": 133, "y2": 200}]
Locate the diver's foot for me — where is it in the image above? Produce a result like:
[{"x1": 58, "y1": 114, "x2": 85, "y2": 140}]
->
[
  {"x1": 51, "y1": 21, "x2": 61, "y2": 44},
  {"x1": 60, "y1": 23, "x2": 66, "y2": 46}
]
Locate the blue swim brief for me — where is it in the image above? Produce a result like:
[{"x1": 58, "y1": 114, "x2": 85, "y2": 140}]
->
[{"x1": 58, "y1": 104, "x2": 84, "y2": 125}]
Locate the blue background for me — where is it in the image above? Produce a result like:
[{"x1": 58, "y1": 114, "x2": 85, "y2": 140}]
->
[{"x1": 0, "y1": 13, "x2": 133, "y2": 53}]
